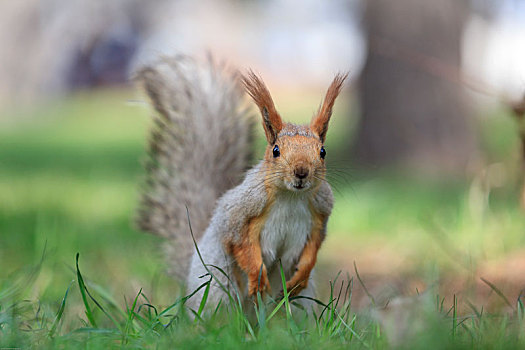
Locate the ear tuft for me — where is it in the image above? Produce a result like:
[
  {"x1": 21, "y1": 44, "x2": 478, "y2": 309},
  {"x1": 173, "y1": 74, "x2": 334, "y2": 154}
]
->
[
  {"x1": 242, "y1": 70, "x2": 283, "y2": 144},
  {"x1": 311, "y1": 73, "x2": 348, "y2": 142}
]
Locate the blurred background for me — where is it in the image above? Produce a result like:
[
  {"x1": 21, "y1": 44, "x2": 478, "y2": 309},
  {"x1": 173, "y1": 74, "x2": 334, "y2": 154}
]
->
[{"x1": 1, "y1": 0, "x2": 525, "y2": 314}]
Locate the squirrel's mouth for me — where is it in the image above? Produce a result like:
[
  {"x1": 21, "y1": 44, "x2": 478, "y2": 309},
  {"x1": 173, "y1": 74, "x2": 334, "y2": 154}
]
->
[{"x1": 291, "y1": 180, "x2": 310, "y2": 191}]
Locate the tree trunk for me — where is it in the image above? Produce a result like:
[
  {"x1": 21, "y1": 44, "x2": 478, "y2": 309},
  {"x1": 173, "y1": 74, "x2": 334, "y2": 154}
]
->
[{"x1": 353, "y1": 0, "x2": 477, "y2": 176}]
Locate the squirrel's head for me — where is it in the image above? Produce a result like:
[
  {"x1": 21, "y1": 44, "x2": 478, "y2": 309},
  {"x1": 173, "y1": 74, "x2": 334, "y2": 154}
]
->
[{"x1": 242, "y1": 71, "x2": 347, "y2": 193}]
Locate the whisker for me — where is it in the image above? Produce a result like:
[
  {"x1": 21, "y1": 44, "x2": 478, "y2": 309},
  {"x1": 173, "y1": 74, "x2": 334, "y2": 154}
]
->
[{"x1": 312, "y1": 175, "x2": 345, "y2": 197}]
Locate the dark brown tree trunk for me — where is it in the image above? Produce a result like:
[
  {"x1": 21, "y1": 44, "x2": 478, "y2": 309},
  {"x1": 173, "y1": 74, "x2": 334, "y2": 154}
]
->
[{"x1": 353, "y1": 0, "x2": 477, "y2": 176}]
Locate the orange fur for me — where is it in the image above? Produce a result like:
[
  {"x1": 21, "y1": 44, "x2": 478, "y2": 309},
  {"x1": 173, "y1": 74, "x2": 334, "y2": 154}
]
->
[
  {"x1": 228, "y1": 211, "x2": 272, "y2": 297},
  {"x1": 262, "y1": 132, "x2": 325, "y2": 195},
  {"x1": 311, "y1": 73, "x2": 348, "y2": 142},
  {"x1": 241, "y1": 71, "x2": 283, "y2": 144}
]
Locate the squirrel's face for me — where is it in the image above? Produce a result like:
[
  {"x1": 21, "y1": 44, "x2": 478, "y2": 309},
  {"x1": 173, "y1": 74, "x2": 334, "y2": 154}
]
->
[
  {"x1": 264, "y1": 126, "x2": 326, "y2": 192},
  {"x1": 242, "y1": 70, "x2": 346, "y2": 192}
]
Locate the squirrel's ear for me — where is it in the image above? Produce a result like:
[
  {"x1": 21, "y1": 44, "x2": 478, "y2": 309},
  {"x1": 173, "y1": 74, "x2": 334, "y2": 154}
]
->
[
  {"x1": 241, "y1": 71, "x2": 283, "y2": 144},
  {"x1": 311, "y1": 73, "x2": 348, "y2": 142}
]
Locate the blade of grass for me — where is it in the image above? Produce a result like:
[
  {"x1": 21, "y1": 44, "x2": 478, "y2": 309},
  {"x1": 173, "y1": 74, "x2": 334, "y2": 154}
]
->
[
  {"x1": 256, "y1": 291, "x2": 266, "y2": 330},
  {"x1": 279, "y1": 260, "x2": 292, "y2": 320},
  {"x1": 212, "y1": 299, "x2": 223, "y2": 320},
  {"x1": 76, "y1": 253, "x2": 97, "y2": 327},
  {"x1": 326, "y1": 280, "x2": 335, "y2": 332},
  {"x1": 266, "y1": 295, "x2": 289, "y2": 322},
  {"x1": 89, "y1": 283, "x2": 128, "y2": 320},
  {"x1": 353, "y1": 261, "x2": 375, "y2": 306},
  {"x1": 48, "y1": 281, "x2": 73, "y2": 338},
  {"x1": 137, "y1": 303, "x2": 158, "y2": 318},
  {"x1": 123, "y1": 288, "x2": 142, "y2": 343},
  {"x1": 466, "y1": 299, "x2": 482, "y2": 319},
  {"x1": 480, "y1": 277, "x2": 513, "y2": 309},
  {"x1": 195, "y1": 278, "x2": 212, "y2": 322},
  {"x1": 452, "y1": 294, "x2": 457, "y2": 339},
  {"x1": 75, "y1": 253, "x2": 122, "y2": 331},
  {"x1": 518, "y1": 294, "x2": 524, "y2": 321},
  {"x1": 161, "y1": 279, "x2": 212, "y2": 329}
]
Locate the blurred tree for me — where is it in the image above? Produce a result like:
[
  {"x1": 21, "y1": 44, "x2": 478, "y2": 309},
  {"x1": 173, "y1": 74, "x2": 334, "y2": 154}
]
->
[{"x1": 353, "y1": 0, "x2": 478, "y2": 176}]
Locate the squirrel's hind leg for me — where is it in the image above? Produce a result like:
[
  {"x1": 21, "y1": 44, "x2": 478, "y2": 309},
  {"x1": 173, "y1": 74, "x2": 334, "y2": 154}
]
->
[{"x1": 185, "y1": 232, "x2": 236, "y2": 314}]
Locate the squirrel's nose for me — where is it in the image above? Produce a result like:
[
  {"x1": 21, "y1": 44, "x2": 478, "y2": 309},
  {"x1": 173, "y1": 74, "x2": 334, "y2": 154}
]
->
[{"x1": 294, "y1": 166, "x2": 309, "y2": 179}]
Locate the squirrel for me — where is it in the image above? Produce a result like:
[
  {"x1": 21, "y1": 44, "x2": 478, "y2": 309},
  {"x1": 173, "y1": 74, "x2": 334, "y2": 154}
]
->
[{"x1": 135, "y1": 56, "x2": 346, "y2": 311}]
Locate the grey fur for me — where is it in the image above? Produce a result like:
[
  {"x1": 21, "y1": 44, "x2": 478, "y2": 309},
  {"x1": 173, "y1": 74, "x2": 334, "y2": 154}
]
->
[
  {"x1": 278, "y1": 124, "x2": 320, "y2": 140},
  {"x1": 186, "y1": 163, "x2": 268, "y2": 309},
  {"x1": 310, "y1": 181, "x2": 334, "y2": 216},
  {"x1": 134, "y1": 56, "x2": 255, "y2": 280}
]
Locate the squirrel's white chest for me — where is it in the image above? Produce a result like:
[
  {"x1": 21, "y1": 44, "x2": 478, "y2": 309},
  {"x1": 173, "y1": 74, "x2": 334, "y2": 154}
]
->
[{"x1": 260, "y1": 196, "x2": 312, "y2": 269}]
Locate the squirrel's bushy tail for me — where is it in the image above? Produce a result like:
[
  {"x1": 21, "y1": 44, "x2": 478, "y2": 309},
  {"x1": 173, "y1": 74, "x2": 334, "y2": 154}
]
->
[{"x1": 135, "y1": 56, "x2": 255, "y2": 280}]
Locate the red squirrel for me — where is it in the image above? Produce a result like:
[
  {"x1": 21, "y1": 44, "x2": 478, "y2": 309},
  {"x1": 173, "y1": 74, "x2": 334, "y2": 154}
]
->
[{"x1": 136, "y1": 56, "x2": 346, "y2": 311}]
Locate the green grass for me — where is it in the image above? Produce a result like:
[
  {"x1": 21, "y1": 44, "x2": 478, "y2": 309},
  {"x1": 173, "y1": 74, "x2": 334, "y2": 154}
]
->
[
  {"x1": 2, "y1": 251, "x2": 525, "y2": 349},
  {"x1": 1, "y1": 89, "x2": 525, "y2": 348}
]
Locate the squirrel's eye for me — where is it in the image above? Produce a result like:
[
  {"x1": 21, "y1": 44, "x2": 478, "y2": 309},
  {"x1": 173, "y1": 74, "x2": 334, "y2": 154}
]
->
[
  {"x1": 272, "y1": 145, "x2": 280, "y2": 158},
  {"x1": 320, "y1": 146, "x2": 326, "y2": 159}
]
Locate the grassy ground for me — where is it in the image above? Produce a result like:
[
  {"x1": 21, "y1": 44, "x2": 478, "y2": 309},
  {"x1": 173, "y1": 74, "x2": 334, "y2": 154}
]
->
[{"x1": 1, "y1": 89, "x2": 525, "y2": 348}]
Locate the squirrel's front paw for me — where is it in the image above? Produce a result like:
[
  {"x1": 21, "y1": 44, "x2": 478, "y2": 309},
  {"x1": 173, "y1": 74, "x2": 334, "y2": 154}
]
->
[
  {"x1": 248, "y1": 272, "x2": 271, "y2": 297},
  {"x1": 279, "y1": 280, "x2": 307, "y2": 298}
]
